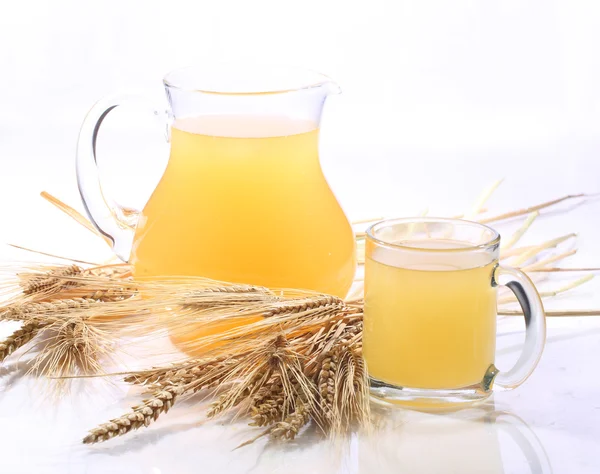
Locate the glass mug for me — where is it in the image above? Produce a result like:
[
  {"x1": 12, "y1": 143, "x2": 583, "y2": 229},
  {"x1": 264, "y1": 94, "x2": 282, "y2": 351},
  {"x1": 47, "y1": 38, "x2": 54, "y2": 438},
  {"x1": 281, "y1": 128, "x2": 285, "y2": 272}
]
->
[
  {"x1": 76, "y1": 64, "x2": 356, "y2": 298},
  {"x1": 363, "y1": 218, "x2": 546, "y2": 405}
]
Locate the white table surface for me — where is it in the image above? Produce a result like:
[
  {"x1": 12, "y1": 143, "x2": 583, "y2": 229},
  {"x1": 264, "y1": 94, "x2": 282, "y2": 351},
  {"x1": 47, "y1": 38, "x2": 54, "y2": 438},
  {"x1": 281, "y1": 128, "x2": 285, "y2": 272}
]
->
[{"x1": 0, "y1": 129, "x2": 599, "y2": 474}]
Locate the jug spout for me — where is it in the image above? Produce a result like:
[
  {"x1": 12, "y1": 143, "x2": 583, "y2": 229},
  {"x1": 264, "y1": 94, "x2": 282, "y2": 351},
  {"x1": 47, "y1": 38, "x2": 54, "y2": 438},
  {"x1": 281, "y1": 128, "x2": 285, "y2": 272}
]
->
[{"x1": 322, "y1": 79, "x2": 341, "y2": 96}]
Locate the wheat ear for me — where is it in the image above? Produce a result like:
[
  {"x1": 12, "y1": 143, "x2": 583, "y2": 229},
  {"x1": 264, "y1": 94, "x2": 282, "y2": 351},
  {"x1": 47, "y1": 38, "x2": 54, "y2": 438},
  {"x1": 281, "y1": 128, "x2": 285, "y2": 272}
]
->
[
  {"x1": 262, "y1": 295, "x2": 344, "y2": 317},
  {"x1": 269, "y1": 402, "x2": 312, "y2": 440},
  {"x1": 83, "y1": 386, "x2": 182, "y2": 444},
  {"x1": 249, "y1": 375, "x2": 285, "y2": 427},
  {"x1": 0, "y1": 298, "x2": 100, "y2": 322},
  {"x1": 0, "y1": 320, "x2": 45, "y2": 361},
  {"x1": 19, "y1": 264, "x2": 83, "y2": 295},
  {"x1": 317, "y1": 352, "x2": 337, "y2": 425},
  {"x1": 124, "y1": 357, "x2": 238, "y2": 390}
]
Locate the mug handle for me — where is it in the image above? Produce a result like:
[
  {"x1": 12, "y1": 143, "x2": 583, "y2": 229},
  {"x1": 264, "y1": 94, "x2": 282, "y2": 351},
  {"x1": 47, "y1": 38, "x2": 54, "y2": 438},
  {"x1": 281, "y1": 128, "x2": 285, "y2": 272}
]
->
[
  {"x1": 483, "y1": 265, "x2": 547, "y2": 391},
  {"x1": 76, "y1": 93, "x2": 168, "y2": 261}
]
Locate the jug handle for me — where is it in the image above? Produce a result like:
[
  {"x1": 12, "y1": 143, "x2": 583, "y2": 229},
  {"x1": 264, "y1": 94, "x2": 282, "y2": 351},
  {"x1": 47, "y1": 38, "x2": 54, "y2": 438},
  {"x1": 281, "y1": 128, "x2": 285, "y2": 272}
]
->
[{"x1": 76, "y1": 93, "x2": 167, "y2": 261}]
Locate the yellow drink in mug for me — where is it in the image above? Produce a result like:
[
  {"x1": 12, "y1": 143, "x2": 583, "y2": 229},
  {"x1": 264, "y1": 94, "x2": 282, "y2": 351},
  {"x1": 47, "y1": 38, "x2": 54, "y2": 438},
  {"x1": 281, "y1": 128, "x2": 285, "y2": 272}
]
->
[{"x1": 363, "y1": 218, "x2": 546, "y2": 406}]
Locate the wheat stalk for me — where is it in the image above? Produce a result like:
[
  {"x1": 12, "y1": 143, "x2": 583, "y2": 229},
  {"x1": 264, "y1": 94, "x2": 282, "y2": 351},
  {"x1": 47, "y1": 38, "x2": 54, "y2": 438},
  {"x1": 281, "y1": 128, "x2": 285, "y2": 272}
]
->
[
  {"x1": 464, "y1": 178, "x2": 504, "y2": 220},
  {"x1": 0, "y1": 285, "x2": 140, "y2": 383},
  {"x1": 83, "y1": 385, "x2": 182, "y2": 444},
  {"x1": 124, "y1": 356, "x2": 234, "y2": 388},
  {"x1": 501, "y1": 211, "x2": 539, "y2": 250},
  {"x1": 27, "y1": 315, "x2": 114, "y2": 379},
  {"x1": 249, "y1": 375, "x2": 285, "y2": 427},
  {"x1": 83, "y1": 297, "x2": 362, "y2": 445},
  {"x1": 0, "y1": 261, "x2": 134, "y2": 309},
  {"x1": 317, "y1": 352, "x2": 337, "y2": 424},
  {"x1": 19, "y1": 264, "x2": 83, "y2": 296},
  {"x1": 269, "y1": 401, "x2": 312, "y2": 440},
  {"x1": 0, "y1": 320, "x2": 45, "y2": 361},
  {"x1": 262, "y1": 295, "x2": 344, "y2": 318},
  {"x1": 0, "y1": 298, "x2": 100, "y2": 322},
  {"x1": 40, "y1": 191, "x2": 110, "y2": 241},
  {"x1": 479, "y1": 193, "x2": 593, "y2": 224}
]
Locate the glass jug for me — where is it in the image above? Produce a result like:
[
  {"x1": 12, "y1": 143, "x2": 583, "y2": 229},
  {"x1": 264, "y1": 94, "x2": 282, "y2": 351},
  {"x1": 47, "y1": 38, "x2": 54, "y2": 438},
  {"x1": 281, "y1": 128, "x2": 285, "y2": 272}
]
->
[{"x1": 76, "y1": 64, "x2": 356, "y2": 297}]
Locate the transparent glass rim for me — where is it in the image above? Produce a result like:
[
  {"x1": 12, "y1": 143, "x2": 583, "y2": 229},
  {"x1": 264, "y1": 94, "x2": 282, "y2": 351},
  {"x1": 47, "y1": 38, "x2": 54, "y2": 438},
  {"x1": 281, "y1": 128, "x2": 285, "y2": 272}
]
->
[
  {"x1": 366, "y1": 217, "x2": 501, "y2": 252},
  {"x1": 163, "y1": 63, "x2": 337, "y2": 96}
]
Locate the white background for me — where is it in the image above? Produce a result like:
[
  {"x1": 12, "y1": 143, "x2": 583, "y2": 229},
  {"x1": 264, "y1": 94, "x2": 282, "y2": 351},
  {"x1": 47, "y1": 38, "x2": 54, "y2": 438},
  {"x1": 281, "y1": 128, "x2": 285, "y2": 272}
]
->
[
  {"x1": 0, "y1": 1, "x2": 599, "y2": 473},
  {"x1": 1, "y1": 0, "x2": 599, "y2": 224}
]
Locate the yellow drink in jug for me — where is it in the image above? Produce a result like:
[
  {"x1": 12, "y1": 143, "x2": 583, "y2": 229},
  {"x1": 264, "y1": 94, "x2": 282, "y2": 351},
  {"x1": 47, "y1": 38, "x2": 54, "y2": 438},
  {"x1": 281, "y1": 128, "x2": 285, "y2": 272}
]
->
[
  {"x1": 131, "y1": 115, "x2": 356, "y2": 297},
  {"x1": 364, "y1": 239, "x2": 497, "y2": 389}
]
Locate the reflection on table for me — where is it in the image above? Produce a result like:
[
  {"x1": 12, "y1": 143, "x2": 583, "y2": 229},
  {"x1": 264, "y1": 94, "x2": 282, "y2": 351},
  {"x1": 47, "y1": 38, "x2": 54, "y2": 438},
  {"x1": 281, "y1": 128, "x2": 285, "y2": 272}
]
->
[
  {"x1": 357, "y1": 397, "x2": 552, "y2": 474},
  {"x1": 82, "y1": 389, "x2": 552, "y2": 474}
]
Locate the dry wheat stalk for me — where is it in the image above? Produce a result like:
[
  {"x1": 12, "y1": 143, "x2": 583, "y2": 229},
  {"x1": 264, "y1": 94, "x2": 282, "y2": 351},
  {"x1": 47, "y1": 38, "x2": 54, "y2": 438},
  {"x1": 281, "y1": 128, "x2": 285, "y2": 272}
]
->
[
  {"x1": 528, "y1": 267, "x2": 600, "y2": 272},
  {"x1": 83, "y1": 385, "x2": 183, "y2": 444},
  {"x1": 0, "y1": 320, "x2": 45, "y2": 361},
  {"x1": 269, "y1": 401, "x2": 312, "y2": 440},
  {"x1": 0, "y1": 280, "x2": 141, "y2": 382},
  {"x1": 123, "y1": 356, "x2": 235, "y2": 388},
  {"x1": 27, "y1": 315, "x2": 114, "y2": 379},
  {"x1": 84, "y1": 293, "x2": 367, "y2": 446},
  {"x1": 80, "y1": 288, "x2": 133, "y2": 302},
  {"x1": 1, "y1": 261, "x2": 135, "y2": 311},
  {"x1": 249, "y1": 374, "x2": 285, "y2": 427},
  {"x1": 85, "y1": 337, "x2": 299, "y2": 444},
  {"x1": 262, "y1": 295, "x2": 344, "y2": 318},
  {"x1": 19, "y1": 264, "x2": 83, "y2": 296},
  {"x1": 478, "y1": 193, "x2": 593, "y2": 224},
  {"x1": 189, "y1": 284, "x2": 270, "y2": 295},
  {"x1": 0, "y1": 261, "x2": 142, "y2": 378},
  {"x1": 317, "y1": 352, "x2": 337, "y2": 424},
  {"x1": 181, "y1": 285, "x2": 276, "y2": 311},
  {"x1": 40, "y1": 191, "x2": 110, "y2": 241},
  {"x1": 0, "y1": 298, "x2": 100, "y2": 322},
  {"x1": 206, "y1": 370, "x2": 268, "y2": 419}
]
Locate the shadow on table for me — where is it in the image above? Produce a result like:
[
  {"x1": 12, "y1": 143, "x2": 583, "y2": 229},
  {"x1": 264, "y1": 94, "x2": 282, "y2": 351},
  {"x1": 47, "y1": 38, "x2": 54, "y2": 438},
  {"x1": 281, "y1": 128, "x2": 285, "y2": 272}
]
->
[{"x1": 0, "y1": 360, "x2": 31, "y2": 394}]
